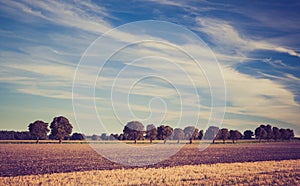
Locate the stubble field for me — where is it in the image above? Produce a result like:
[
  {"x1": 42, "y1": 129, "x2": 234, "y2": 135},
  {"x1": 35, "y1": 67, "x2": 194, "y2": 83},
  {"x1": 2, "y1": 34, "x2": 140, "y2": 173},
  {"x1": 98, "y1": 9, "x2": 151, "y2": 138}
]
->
[{"x1": 1, "y1": 159, "x2": 299, "y2": 185}]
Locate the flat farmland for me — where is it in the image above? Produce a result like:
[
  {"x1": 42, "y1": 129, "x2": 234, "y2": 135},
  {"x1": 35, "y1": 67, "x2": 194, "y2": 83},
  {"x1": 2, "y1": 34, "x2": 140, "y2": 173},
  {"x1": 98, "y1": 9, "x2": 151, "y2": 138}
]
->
[{"x1": 0, "y1": 142, "x2": 300, "y2": 177}]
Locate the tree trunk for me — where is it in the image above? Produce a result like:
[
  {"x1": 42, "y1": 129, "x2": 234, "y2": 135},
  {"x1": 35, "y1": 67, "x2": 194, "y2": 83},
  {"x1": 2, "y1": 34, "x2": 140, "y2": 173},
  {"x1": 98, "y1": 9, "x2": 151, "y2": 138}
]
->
[
  {"x1": 189, "y1": 138, "x2": 192, "y2": 144},
  {"x1": 59, "y1": 139, "x2": 62, "y2": 144},
  {"x1": 134, "y1": 139, "x2": 137, "y2": 144},
  {"x1": 232, "y1": 139, "x2": 235, "y2": 144},
  {"x1": 36, "y1": 138, "x2": 39, "y2": 144},
  {"x1": 150, "y1": 138, "x2": 153, "y2": 144},
  {"x1": 212, "y1": 139, "x2": 215, "y2": 144},
  {"x1": 223, "y1": 139, "x2": 225, "y2": 144}
]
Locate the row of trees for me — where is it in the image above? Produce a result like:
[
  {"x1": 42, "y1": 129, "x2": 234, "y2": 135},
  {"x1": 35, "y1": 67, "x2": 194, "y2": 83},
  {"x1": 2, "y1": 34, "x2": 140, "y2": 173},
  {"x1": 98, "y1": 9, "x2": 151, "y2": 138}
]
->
[
  {"x1": 93, "y1": 121, "x2": 295, "y2": 144},
  {"x1": 0, "y1": 116, "x2": 84, "y2": 143},
  {"x1": 0, "y1": 117, "x2": 295, "y2": 144}
]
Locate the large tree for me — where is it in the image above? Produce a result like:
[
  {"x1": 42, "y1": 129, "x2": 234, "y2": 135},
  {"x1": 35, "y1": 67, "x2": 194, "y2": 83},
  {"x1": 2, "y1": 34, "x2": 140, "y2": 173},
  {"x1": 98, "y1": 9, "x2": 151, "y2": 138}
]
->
[
  {"x1": 28, "y1": 120, "x2": 49, "y2": 143},
  {"x1": 255, "y1": 126, "x2": 267, "y2": 142},
  {"x1": 229, "y1": 130, "x2": 242, "y2": 143},
  {"x1": 264, "y1": 124, "x2": 273, "y2": 141},
  {"x1": 272, "y1": 127, "x2": 281, "y2": 141},
  {"x1": 173, "y1": 128, "x2": 184, "y2": 144},
  {"x1": 157, "y1": 125, "x2": 173, "y2": 144},
  {"x1": 243, "y1": 130, "x2": 254, "y2": 139},
  {"x1": 146, "y1": 124, "x2": 157, "y2": 144},
  {"x1": 123, "y1": 121, "x2": 144, "y2": 144},
  {"x1": 183, "y1": 126, "x2": 199, "y2": 144},
  {"x1": 49, "y1": 116, "x2": 73, "y2": 143},
  {"x1": 204, "y1": 126, "x2": 219, "y2": 144},
  {"x1": 217, "y1": 128, "x2": 230, "y2": 144}
]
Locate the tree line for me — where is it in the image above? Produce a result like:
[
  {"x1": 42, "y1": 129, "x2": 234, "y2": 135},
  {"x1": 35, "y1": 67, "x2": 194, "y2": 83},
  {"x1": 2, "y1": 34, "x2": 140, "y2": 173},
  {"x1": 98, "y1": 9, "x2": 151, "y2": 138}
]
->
[
  {"x1": 93, "y1": 121, "x2": 295, "y2": 144},
  {"x1": 0, "y1": 116, "x2": 83, "y2": 143},
  {"x1": 0, "y1": 117, "x2": 295, "y2": 144}
]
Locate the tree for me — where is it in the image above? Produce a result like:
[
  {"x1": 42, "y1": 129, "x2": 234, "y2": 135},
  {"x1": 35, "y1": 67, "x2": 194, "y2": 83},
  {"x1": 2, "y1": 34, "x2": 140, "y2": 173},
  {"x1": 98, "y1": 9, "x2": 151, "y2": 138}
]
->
[
  {"x1": 198, "y1": 130, "x2": 204, "y2": 140},
  {"x1": 255, "y1": 126, "x2": 267, "y2": 142},
  {"x1": 217, "y1": 128, "x2": 230, "y2": 144},
  {"x1": 243, "y1": 130, "x2": 254, "y2": 139},
  {"x1": 100, "y1": 133, "x2": 108, "y2": 140},
  {"x1": 265, "y1": 124, "x2": 273, "y2": 141},
  {"x1": 272, "y1": 127, "x2": 281, "y2": 141},
  {"x1": 229, "y1": 130, "x2": 242, "y2": 143},
  {"x1": 28, "y1": 120, "x2": 49, "y2": 143},
  {"x1": 157, "y1": 125, "x2": 173, "y2": 144},
  {"x1": 146, "y1": 124, "x2": 157, "y2": 144},
  {"x1": 173, "y1": 128, "x2": 184, "y2": 144},
  {"x1": 183, "y1": 126, "x2": 199, "y2": 144},
  {"x1": 204, "y1": 126, "x2": 219, "y2": 144},
  {"x1": 71, "y1": 133, "x2": 85, "y2": 140},
  {"x1": 123, "y1": 121, "x2": 144, "y2": 144},
  {"x1": 286, "y1": 129, "x2": 294, "y2": 140},
  {"x1": 49, "y1": 116, "x2": 73, "y2": 143},
  {"x1": 91, "y1": 134, "x2": 99, "y2": 140}
]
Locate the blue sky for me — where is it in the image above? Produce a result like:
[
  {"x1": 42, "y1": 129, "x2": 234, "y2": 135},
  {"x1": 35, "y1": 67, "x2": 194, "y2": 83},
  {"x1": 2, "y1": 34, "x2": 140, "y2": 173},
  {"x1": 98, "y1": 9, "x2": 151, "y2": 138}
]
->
[{"x1": 0, "y1": 0, "x2": 299, "y2": 136}]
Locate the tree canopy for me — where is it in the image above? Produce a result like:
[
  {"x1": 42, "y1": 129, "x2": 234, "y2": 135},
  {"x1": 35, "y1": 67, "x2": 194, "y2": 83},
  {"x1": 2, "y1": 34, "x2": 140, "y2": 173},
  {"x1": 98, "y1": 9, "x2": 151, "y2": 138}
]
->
[
  {"x1": 49, "y1": 116, "x2": 73, "y2": 143},
  {"x1": 28, "y1": 120, "x2": 49, "y2": 143}
]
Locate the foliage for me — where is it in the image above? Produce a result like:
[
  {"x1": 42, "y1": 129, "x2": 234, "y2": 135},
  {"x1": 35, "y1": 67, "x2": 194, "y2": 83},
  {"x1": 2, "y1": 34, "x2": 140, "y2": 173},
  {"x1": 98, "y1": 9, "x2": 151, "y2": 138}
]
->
[
  {"x1": 91, "y1": 134, "x2": 99, "y2": 140},
  {"x1": 229, "y1": 130, "x2": 242, "y2": 143},
  {"x1": 28, "y1": 120, "x2": 49, "y2": 143},
  {"x1": 71, "y1": 133, "x2": 85, "y2": 140},
  {"x1": 198, "y1": 130, "x2": 204, "y2": 140},
  {"x1": 145, "y1": 124, "x2": 157, "y2": 143},
  {"x1": 173, "y1": 128, "x2": 184, "y2": 143},
  {"x1": 157, "y1": 125, "x2": 173, "y2": 143},
  {"x1": 204, "y1": 126, "x2": 219, "y2": 143},
  {"x1": 123, "y1": 121, "x2": 144, "y2": 143},
  {"x1": 255, "y1": 126, "x2": 267, "y2": 142},
  {"x1": 243, "y1": 130, "x2": 254, "y2": 139},
  {"x1": 49, "y1": 116, "x2": 73, "y2": 143},
  {"x1": 183, "y1": 126, "x2": 199, "y2": 141},
  {"x1": 217, "y1": 128, "x2": 230, "y2": 144}
]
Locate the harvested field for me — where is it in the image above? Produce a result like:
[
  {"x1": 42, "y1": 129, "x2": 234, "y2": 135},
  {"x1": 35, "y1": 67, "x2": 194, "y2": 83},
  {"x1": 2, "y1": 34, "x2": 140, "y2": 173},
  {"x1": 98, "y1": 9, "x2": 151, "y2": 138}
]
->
[
  {"x1": 1, "y1": 160, "x2": 299, "y2": 185},
  {"x1": 0, "y1": 142, "x2": 299, "y2": 177}
]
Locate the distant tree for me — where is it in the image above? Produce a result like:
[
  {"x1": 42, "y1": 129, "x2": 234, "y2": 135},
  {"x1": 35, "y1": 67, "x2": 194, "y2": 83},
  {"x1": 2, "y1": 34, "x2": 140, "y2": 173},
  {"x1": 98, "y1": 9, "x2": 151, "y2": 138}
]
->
[
  {"x1": 265, "y1": 124, "x2": 273, "y2": 141},
  {"x1": 229, "y1": 130, "x2": 242, "y2": 143},
  {"x1": 91, "y1": 134, "x2": 99, "y2": 140},
  {"x1": 272, "y1": 127, "x2": 281, "y2": 141},
  {"x1": 71, "y1": 133, "x2": 85, "y2": 140},
  {"x1": 286, "y1": 129, "x2": 294, "y2": 140},
  {"x1": 118, "y1": 134, "x2": 124, "y2": 140},
  {"x1": 123, "y1": 121, "x2": 144, "y2": 144},
  {"x1": 173, "y1": 128, "x2": 184, "y2": 144},
  {"x1": 146, "y1": 124, "x2": 157, "y2": 144},
  {"x1": 0, "y1": 131, "x2": 15, "y2": 140},
  {"x1": 109, "y1": 134, "x2": 119, "y2": 140},
  {"x1": 28, "y1": 120, "x2": 49, "y2": 143},
  {"x1": 157, "y1": 125, "x2": 173, "y2": 144},
  {"x1": 15, "y1": 131, "x2": 33, "y2": 140},
  {"x1": 49, "y1": 116, "x2": 73, "y2": 143},
  {"x1": 255, "y1": 126, "x2": 267, "y2": 142},
  {"x1": 204, "y1": 126, "x2": 219, "y2": 144},
  {"x1": 217, "y1": 128, "x2": 230, "y2": 144},
  {"x1": 198, "y1": 130, "x2": 204, "y2": 140},
  {"x1": 243, "y1": 130, "x2": 254, "y2": 139},
  {"x1": 183, "y1": 126, "x2": 199, "y2": 144},
  {"x1": 279, "y1": 128, "x2": 288, "y2": 141},
  {"x1": 100, "y1": 133, "x2": 108, "y2": 140}
]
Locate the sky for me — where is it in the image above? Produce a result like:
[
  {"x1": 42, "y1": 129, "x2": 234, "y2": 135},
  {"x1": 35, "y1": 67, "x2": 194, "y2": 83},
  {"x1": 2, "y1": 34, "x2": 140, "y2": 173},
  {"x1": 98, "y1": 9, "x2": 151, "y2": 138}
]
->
[{"x1": 0, "y1": 0, "x2": 299, "y2": 136}]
